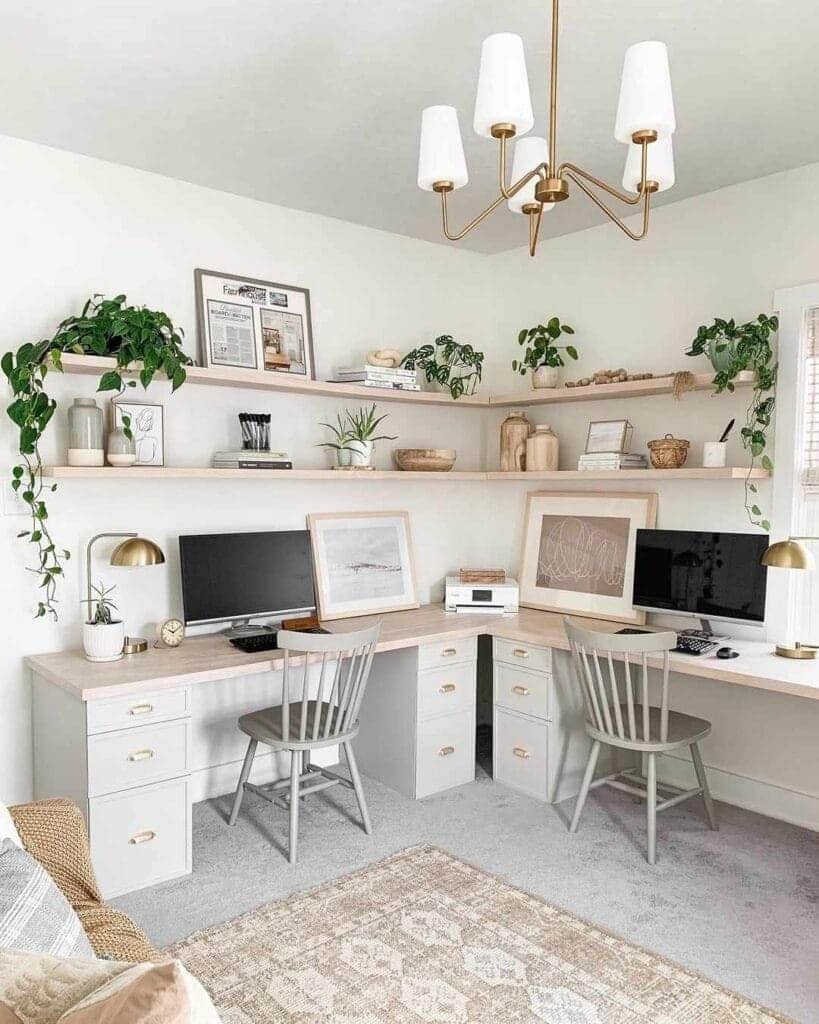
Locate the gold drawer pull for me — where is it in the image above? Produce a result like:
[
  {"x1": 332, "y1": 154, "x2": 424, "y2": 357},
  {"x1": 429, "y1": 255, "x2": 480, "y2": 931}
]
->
[
  {"x1": 442, "y1": 647, "x2": 457, "y2": 657},
  {"x1": 512, "y1": 746, "x2": 531, "y2": 760},
  {"x1": 511, "y1": 685, "x2": 531, "y2": 696},
  {"x1": 129, "y1": 830, "x2": 156, "y2": 845},
  {"x1": 439, "y1": 683, "x2": 457, "y2": 694},
  {"x1": 127, "y1": 749, "x2": 155, "y2": 762},
  {"x1": 128, "y1": 703, "x2": 154, "y2": 716},
  {"x1": 512, "y1": 648, "x2": 530, "y2": 659},
  {"x1": 438, "y1": 745, "x2": 455, "y2": 757}
]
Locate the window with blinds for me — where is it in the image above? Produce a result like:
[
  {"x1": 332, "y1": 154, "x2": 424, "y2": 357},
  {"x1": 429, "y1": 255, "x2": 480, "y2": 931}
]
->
[{"x1": 802, "y1": 306, "x2": 819, "y2": 487}]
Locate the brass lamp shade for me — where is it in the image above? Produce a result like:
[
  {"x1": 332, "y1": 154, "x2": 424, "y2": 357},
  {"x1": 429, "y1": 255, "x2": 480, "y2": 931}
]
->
[
  {"x1": 110, "y1": 537, "x2": 165, "y2": 567},
  {"x1": 761, "y1": 539, "x2": 815, "y2": 571}
]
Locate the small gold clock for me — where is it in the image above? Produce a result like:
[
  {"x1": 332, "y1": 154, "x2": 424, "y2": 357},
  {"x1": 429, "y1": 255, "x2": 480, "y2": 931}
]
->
[{"x1": 157, "y1": 617, "x2": 185, "y2": 649}]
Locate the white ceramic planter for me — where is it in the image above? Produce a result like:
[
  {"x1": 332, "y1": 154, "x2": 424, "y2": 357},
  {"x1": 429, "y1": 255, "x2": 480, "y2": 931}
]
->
[
  {"x1": 348, "y1": 440, "x2": 374, "y2": 467},
  {"x1": 532, "y1": 365, "x2": 560, "y2": 389},
  {"x1": 83, "y1": 620, "x2": 125, "y2": 662}
]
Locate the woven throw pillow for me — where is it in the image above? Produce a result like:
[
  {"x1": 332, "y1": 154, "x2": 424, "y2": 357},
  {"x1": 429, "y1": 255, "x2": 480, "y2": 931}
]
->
[{"x1": 0, "y1": 840, "x2": 93, "y2": 960}]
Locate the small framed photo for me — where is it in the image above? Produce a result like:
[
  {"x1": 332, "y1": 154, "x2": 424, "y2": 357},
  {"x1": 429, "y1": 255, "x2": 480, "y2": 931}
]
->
[
  {"x1": 307, "y1": 511, "x2": 419, "y2": 621},
  {"x1": 585, "y1": 419, "x2": 633, "y2": 455},
  {"x1": 112, "y1": 401, "x2": 164, "y2": 466},
  {"x1": 194, "y1": 268, "x2": 315, "y2": 378}
]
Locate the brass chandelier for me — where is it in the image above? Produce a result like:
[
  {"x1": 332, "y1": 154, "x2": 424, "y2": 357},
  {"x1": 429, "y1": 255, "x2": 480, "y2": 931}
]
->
[{"x1": 417, "y1": 0, "x2": 676, "y2": 255}]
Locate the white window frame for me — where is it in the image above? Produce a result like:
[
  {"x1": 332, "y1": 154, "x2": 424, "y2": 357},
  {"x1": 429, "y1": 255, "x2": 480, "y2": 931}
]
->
[{"x1": 768, "y1": 282, "x2": 819, "y2": 642}]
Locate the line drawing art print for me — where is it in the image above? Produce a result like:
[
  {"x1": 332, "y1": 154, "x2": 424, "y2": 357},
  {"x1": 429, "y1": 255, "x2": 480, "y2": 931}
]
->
[{"x1": 536, "y1": 514, "x2": 630, "y2": 597}]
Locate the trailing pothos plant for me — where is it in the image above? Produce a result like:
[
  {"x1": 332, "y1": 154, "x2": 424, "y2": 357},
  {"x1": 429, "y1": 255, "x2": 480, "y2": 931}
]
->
[
  {"x1": 2, "y1": 294, "x2": 191, "y2": 619},
  {"x1": 686, "y1": 313, "x2": 778, "y2": 531},
  {"x1": 401, "y1": 335, "x2": 484, "y2": 399}
]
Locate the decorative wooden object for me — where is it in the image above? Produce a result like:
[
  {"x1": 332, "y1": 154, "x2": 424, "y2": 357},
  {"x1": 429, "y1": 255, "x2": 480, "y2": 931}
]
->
[
  {"x1": 393, "y1": 448, "x2": 457, "y2": 472},
  {"x1": 500, "y1": 412, "x2": 531, "y2": 471},
  {"x1": 459, "y1": 569, "x2": 506, "y2": 584},
  {"x1": 526, "y1": 424, "x2": 559, "y2": 471},
  {"x1": 647, "y1": 434, "x2": 690, "y2": 469}
]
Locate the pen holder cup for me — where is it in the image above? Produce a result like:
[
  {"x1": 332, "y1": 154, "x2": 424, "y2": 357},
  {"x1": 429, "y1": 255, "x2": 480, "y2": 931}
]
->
[{"x1": 702, "y1": 441, "x2": 727, "y2": 468}]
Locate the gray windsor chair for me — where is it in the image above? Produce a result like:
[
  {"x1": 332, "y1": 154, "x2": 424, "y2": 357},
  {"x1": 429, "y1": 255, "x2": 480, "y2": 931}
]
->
[
  {"x1": 228, "y1": 623, "x2": 380, "y2": 863},
  {"x1": 564, "y1": 617, "x2": 717, "y2": 864}
]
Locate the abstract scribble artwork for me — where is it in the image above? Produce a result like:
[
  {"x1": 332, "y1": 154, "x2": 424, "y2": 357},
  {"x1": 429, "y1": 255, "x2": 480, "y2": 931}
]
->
[
  {"x1": 536, "y1": 515, "x2": 630, "y2": 597},
  {"x1": 519, "y1": 492, "x2": 657, "y2": 624}
]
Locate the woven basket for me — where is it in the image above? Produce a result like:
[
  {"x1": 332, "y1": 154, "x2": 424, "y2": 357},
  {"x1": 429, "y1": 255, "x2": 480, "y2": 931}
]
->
[{"x1": 647, "y1": 433, "x2": 690, "y2": 469}]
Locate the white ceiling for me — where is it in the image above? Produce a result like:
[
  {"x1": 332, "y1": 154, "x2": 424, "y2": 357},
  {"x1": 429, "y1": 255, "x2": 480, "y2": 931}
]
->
[{"x1": 3, "y1": 0, "x2": 818, "y2": 253}]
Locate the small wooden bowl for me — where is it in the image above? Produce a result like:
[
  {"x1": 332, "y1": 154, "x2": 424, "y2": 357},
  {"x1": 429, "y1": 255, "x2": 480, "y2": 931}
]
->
[
  {"x1": 647, "y1": 434, "x2": 690, "y2": 469},
  {"x1": 393, "y1": 448, "x2": 457, "y2": 472}
]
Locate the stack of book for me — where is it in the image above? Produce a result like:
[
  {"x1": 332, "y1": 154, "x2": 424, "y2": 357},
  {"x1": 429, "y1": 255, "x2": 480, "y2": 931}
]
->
[
  {"x1": 212, "y1": 450, "x2": 293, "y2": 470},
  {"x1": 577, "y1": 452, "x2": 647, "y2": 471},
  {"x1": 330, "y1": 365, "x2": 420, "y2": 392}
]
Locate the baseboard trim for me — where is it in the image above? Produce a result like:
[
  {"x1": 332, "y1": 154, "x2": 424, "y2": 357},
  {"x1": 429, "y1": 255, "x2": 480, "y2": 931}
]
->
[
  {"x1": 189, "y1": 745, "x2": 340, "y2": 804},
  {"x1": 657, "y1": 751, "x2": 818, "y2": 831}
]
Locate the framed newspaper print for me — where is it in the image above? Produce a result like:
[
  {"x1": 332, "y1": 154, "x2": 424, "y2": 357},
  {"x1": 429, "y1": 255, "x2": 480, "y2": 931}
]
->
[{"x1": 195, "y1": 268, "x2": 315, "y2": 378}]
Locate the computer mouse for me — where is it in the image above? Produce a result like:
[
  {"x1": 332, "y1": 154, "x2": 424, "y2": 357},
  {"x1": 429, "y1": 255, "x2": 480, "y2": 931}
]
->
[{"x1": 716, "y1": 646, "x2": 739, "y2": 659}]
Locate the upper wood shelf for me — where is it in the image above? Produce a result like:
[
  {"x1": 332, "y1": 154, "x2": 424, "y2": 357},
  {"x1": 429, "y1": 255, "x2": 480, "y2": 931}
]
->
[{"x1": 57, "y1": 355, "x2": 755, "y2": 409}]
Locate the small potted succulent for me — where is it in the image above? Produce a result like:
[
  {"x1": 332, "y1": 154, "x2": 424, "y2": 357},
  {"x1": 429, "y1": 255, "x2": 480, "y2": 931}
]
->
[
  {"x1": 317, "y1": 413, "x2": 355, "y2": 468},
  {"x1": 512, "y1": 317, "x2": 578, "y2": 389},
  {"x1": 345, "y1": 404, "x2": 397, "y2": 467},
  {"x1": 82, "y1": 581, "x2": 125, "y2": 662}
]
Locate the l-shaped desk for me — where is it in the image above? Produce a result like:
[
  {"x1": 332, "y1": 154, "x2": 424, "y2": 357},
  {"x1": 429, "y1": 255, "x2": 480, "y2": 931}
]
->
[{"x1": 26, "y1": 605, "x2": 818, "y2": 898}]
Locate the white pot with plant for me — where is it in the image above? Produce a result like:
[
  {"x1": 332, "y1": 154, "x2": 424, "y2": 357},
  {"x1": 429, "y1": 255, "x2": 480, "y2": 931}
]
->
[
  {"x1": 82, "y1": 581, "x2": 125, "y2": 662},
  {"x1": 400, "y1": 335, "x2": 484, "y2": 399},
  {"x1": 512, "y1": 317, "x2": 578, "y2": 390},
  {"x1": 346, "y1": 404, "x2": 397, "y2": 468}
]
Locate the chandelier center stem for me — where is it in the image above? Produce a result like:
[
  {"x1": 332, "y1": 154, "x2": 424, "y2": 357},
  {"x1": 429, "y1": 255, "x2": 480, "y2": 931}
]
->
[{"x1": 548, "y1": 0, "x2": 560, "y2": 176}]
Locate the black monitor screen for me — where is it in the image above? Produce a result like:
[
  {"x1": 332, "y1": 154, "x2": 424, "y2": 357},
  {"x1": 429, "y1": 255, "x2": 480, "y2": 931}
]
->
[
  {"x1": 633, "y1": 529, "x2": 768, "y2": 624},
  {"x1": 179, "y1": 530, "x2": 315, "y2": 625}
]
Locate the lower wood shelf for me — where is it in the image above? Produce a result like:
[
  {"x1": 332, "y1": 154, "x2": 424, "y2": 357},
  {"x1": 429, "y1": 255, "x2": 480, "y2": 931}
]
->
[{"x1": 43, "y1": 466, "x2": 770, "y2": 482}]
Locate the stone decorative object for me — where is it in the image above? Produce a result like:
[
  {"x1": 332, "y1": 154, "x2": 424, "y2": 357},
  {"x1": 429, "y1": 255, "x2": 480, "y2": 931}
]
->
[
  {"x1": 106, "y1": 425, "x2": 137, "y2": 468},
  {"x1": 393, "y1": 448, "x2": 457, "y2": 472},
  {"x1": 566, "y1": 369, "x2": 654, "y2": 387},
  {"x1": 366, "y1": 348, "x2": 402, "y2": 368},
  {"x1": 525, "y1": 424, "x2": 559, "y2": 472},
  {"x1": 647, "y1": 434, "x2": 690, "y2": 469},
  {"x1": 500, "y1": 412, "x2": 531, "y2": 472},
  {"x1": 67, "y1": 397, "x2": 104, "y2": 467}
]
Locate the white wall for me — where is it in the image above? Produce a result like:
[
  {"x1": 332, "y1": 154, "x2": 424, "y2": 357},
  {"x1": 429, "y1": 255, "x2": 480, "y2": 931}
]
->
[{"x1": 2, "y1": 134, "x2": 817, "y2": 827}]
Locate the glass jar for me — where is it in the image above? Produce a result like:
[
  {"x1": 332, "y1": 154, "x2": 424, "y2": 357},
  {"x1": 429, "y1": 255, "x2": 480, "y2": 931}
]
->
[
  {"x1": 107, "y1": 424, "x2": 137, "y2": 467},
  {"x1": 526, "y1": 424, "x2": 559, "y2": 472},
  {"x1": 67, "y1": 398, "x2": 104, "y2": 467}
]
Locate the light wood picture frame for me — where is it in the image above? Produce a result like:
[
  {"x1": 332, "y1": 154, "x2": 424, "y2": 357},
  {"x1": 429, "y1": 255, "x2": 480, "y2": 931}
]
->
[
  {"x1": 518, "y1": 490, "x2": 658, "y2": 624},
  {"x1": 307, "y1": 511, "x2": 419, "y2": 621},
  {"x1": 194, "y1": 268, "x2": 315, "y2": 378}
]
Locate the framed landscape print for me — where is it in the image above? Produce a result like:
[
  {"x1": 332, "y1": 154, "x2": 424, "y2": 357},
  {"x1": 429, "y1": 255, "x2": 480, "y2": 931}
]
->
[
  {"x1": 195, "y1": 268, "x2": 315, "y2": 377},
  {"x1": 518, "y1": 491, "x2": 658, "y2": 624},
  {"x1": 112, "y1": 401, "x2": 164, "y2": 466},
  {"x1": 307, "y1": 511, "x2": 419, "y2": 621}
]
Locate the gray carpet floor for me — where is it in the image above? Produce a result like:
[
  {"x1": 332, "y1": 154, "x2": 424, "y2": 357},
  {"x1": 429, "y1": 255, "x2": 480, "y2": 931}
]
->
[{"x1": 115, "y1": 768, "x2": 819, "y2": 1023}]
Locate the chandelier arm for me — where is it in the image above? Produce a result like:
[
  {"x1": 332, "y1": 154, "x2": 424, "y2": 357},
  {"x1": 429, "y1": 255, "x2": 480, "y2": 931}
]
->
[
  {"x1": 498, "y1": 136, "x2": 548, "y2": 199},
  {"x1": 558, "y1": 137, "x2": 651, "y2": 206},
  {"x1": 528, "y1": 205, "x2": 544, "y2": 257},
  {"x1": 563, "y1": 169, "x2": 652, "y2": 241},
  {"x1": 440, "y1": 188, "x2": 509, "y2": 242}
]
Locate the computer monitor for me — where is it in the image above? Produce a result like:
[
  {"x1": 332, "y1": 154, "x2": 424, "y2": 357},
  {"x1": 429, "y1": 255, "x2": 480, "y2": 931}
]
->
[
  {"x1": 632, "y1": 529, "x2": 769, "y2": 629},
  {"x1": 179, "y1": 530, "x2": 316, "y2": 630}
]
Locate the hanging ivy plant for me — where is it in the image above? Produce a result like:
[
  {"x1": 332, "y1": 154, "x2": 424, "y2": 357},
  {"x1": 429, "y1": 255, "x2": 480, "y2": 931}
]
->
[
  {"x1": 686, "y1": 313, "x2": 778, "y2": 531},
  {"x1": 2, "y1": 294, "x2": 191, "y2": 619}
]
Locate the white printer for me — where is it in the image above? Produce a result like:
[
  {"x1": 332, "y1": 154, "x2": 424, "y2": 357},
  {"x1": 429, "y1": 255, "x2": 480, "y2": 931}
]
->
[{"x1": 445, "y1": 576, "x2": 519, "y2": 614}]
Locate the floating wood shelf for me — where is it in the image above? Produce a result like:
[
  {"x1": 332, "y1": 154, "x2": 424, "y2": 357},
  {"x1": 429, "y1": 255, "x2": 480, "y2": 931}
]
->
[
  {"x1": 44, "y1": 466, "x2": 770, "y2": 482},
  {"x1": 57, "y1": 355, "x2": 756, "y2": 409}
]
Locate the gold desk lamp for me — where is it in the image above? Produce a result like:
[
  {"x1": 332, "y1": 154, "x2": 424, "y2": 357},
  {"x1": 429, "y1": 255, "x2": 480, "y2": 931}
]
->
[
  {"x1": 761, "y1": 537, "x2": 818, "y2": 659},
  {"x1": 85, "y1": 533, "x2": 165, "y2": 655}
]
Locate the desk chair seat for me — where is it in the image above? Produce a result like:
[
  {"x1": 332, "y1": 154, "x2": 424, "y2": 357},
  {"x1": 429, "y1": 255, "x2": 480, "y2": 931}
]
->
[
  {"x1": 565, "y1": 618, "x2": 717, "y2": 865},
  {"x1": 228, "y1": 624, "x2": 380, "y2": 864}
]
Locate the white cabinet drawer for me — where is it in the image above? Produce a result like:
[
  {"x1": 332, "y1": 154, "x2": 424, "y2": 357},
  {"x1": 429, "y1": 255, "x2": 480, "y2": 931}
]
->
[
  {"x1": 89, "y1": 777, "x2": 190, "y2": 898},
  {"x1": 493, "y1": 707, "x2": 550, "y2": 802},
  {"x1": 417, "y1": 663, "x2": 475, "y2": 721},
  {"x1": 87, "y1": 719, "x2": 190, "y2": 797},
  {"x1": 86, "y1": 688, "x2": 190, "y2": 735},
  {"x1": 494, "y1": 663, "x2": 550, "y2": 721},
  {"x1": 494, "y1": 638, "x2": 552, "y2": 673},
  {"x1": 418, "y1": 636, "x2": 477, "y2": 670},
  {"x1": 416, "y1": 712, "x2": 475, "y2": 799}
]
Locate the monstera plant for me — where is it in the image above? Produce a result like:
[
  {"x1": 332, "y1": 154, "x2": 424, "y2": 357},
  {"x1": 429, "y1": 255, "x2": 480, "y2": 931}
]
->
[{"x1": 2, "y1": 294, "x2": 190, "y2": 619}]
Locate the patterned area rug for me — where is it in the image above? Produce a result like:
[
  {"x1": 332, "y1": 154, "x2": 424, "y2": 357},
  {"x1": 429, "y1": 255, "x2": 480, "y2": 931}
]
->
[{"x1": 168, "y1": 846, "x2": 791, "y2": 1023}]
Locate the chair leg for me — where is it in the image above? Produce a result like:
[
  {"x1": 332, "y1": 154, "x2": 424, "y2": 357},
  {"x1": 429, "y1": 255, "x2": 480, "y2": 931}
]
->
[
  {"x1": 343, "y1": 741, "x2": 372, "y2": 835},
  {"x1": 691, "y1": 742, "x2": 718, "y2": 831},
  {"x1": 228, "y1": 739, "x2": 257, "y2": 826},
  {"x1": 569, "y1": 740, "x2": 600, "y2": 834},
  {"x1": 288, "y1": 750, "x2": 300, "y2": 864},
  {"x1": 646, "y1": 752, "x2": 657, "y2": 865}
]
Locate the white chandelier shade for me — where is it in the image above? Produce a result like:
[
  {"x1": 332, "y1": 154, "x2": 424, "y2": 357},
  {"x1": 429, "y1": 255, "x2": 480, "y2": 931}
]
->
[
  {"x1": 473, "y1": 33, "x2": 534, "y2": 138},
  {"x1": 417, "y1": 105, "x2": 469, "y2": 191},
  {"x1": 507, "y1": 137, "x2": 554, "y2": 213},
  {"x1": 614, "y1": 40, "x2": 676, "y2": 143},
  {"x1": 622, "y1": 135, "x2": 675, "y2": 193}
]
